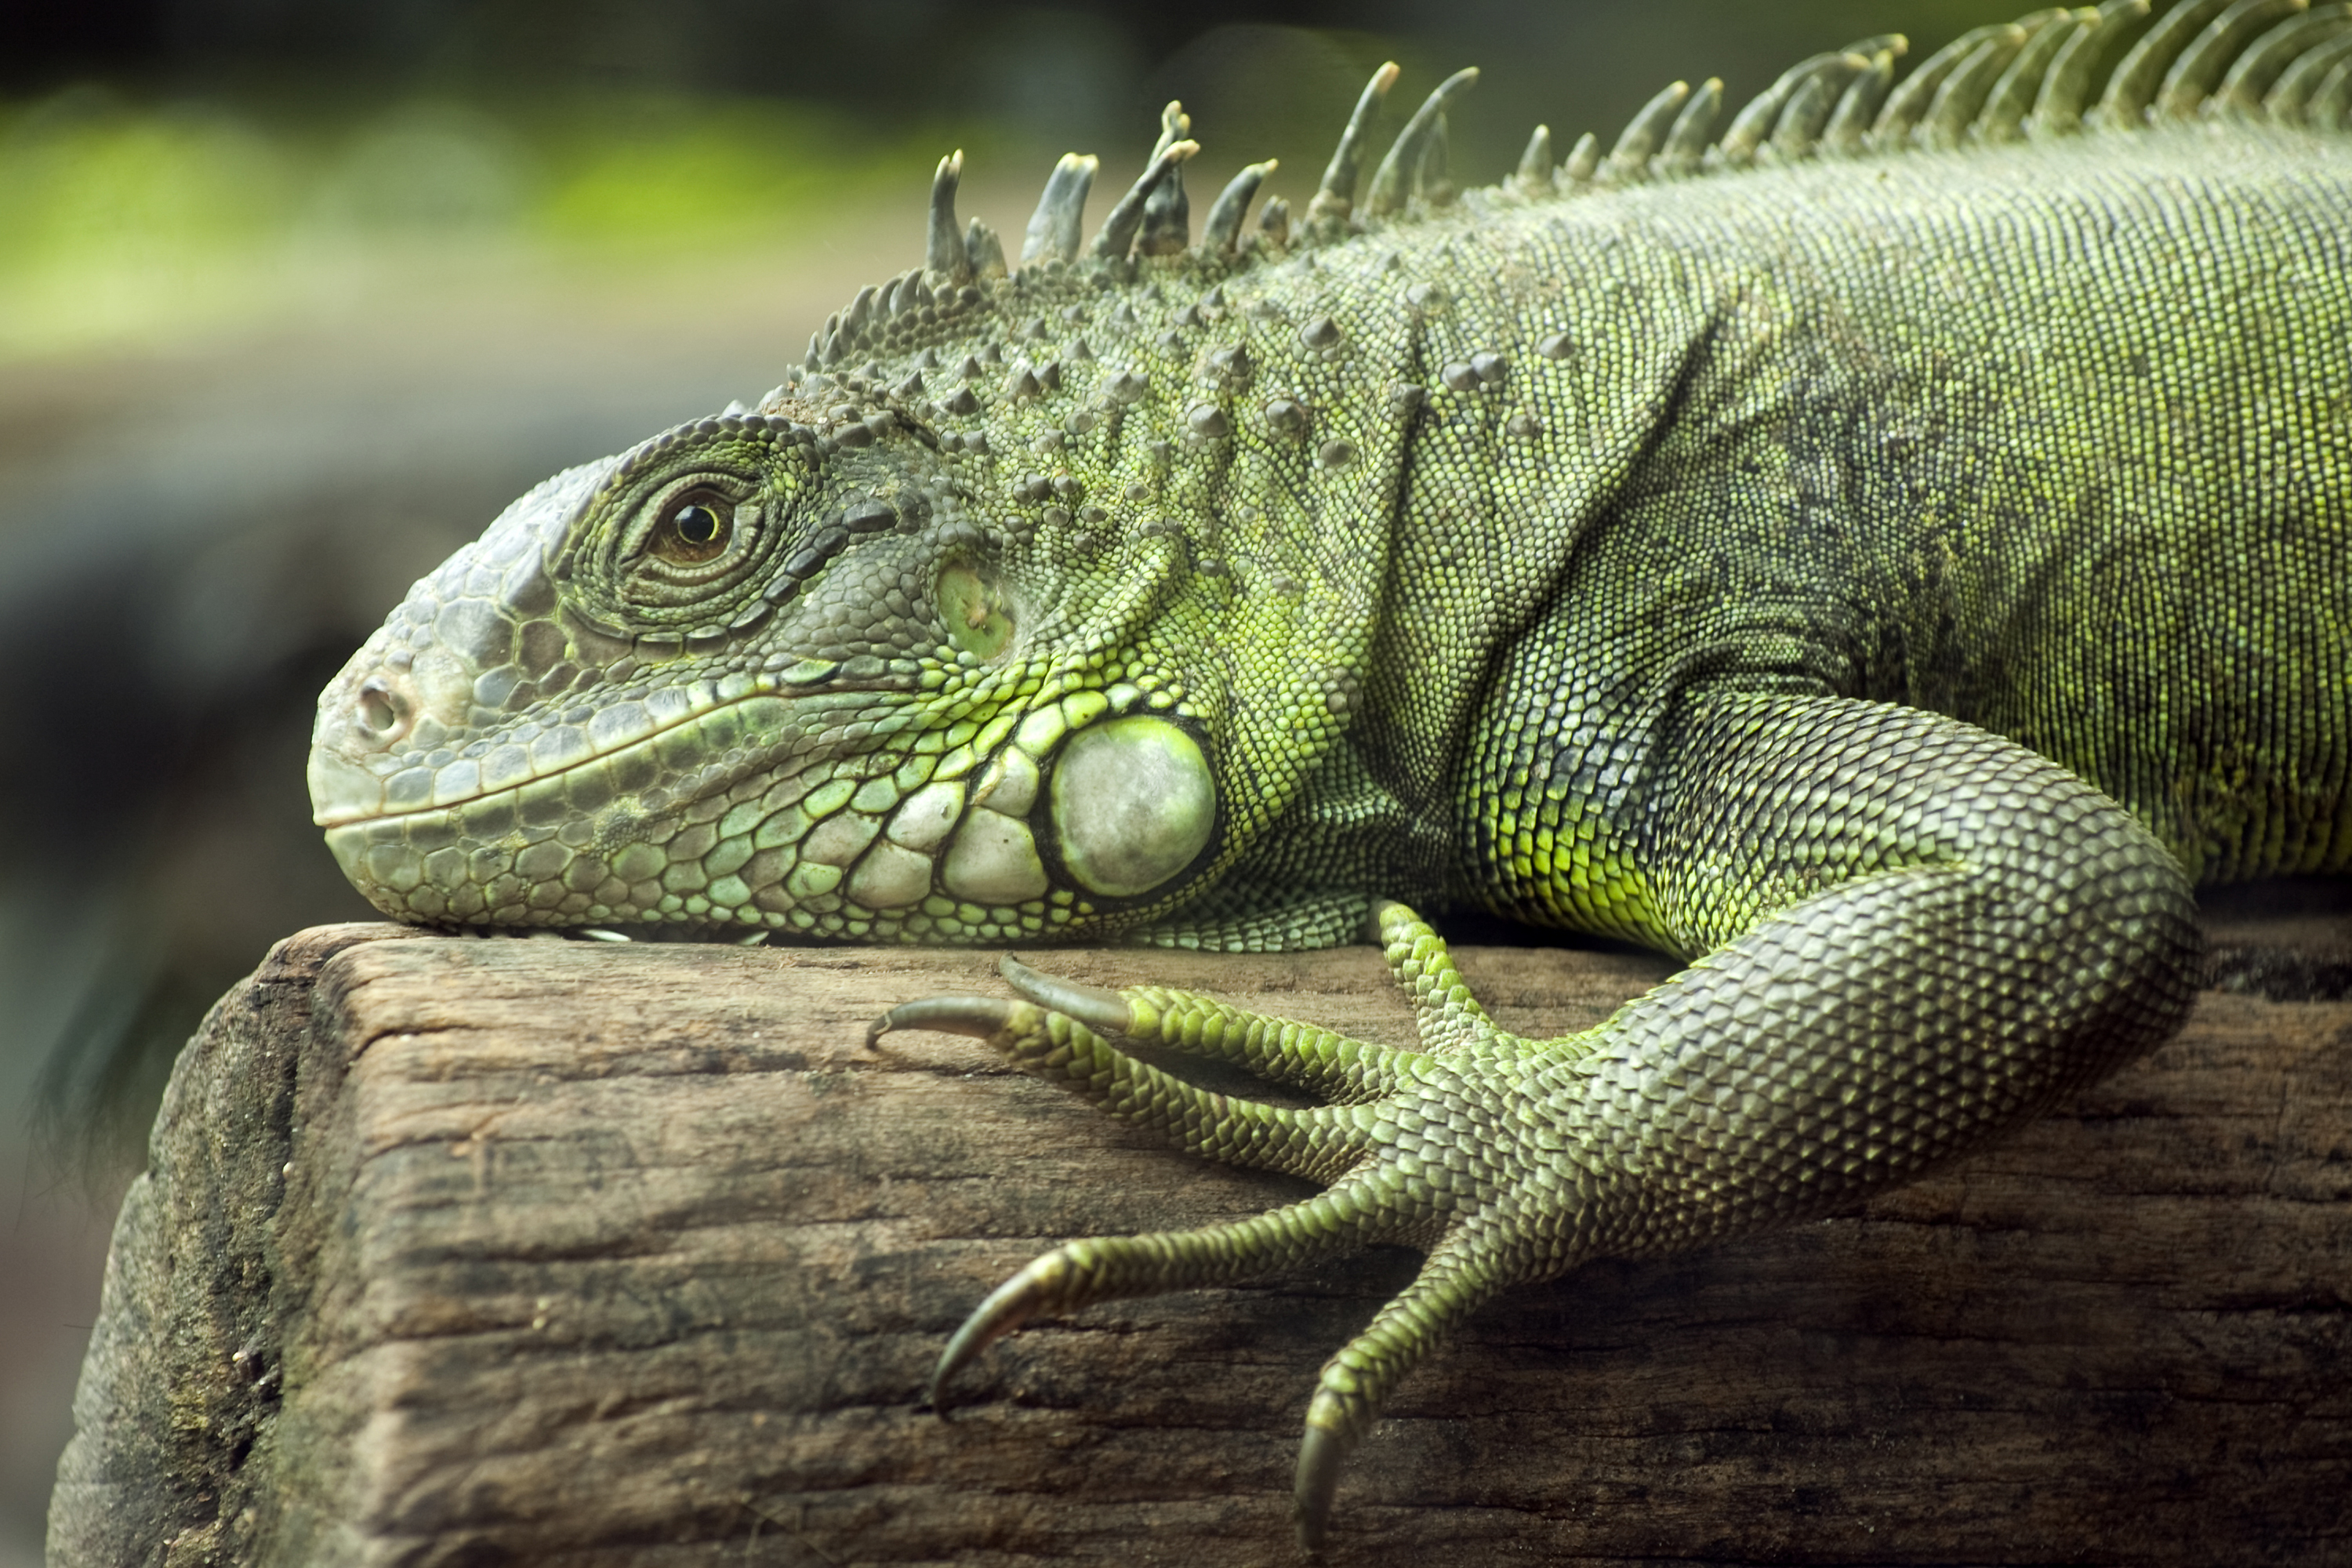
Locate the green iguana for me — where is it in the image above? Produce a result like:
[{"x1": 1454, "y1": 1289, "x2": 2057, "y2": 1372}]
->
[{"x1": 309, "y1": 0, "x2": 2352, "y2": 1548}]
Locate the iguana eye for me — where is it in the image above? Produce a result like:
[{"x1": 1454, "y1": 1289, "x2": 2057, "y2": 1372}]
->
[
  {"x1": 937, "y1": 563, "x2": 1014, "y2": 660},
  {"x1": 603, "y1": 465, "x2": 777, "y2": 615},
  {"x1": 651, "y1": 492, "x2": 734, "y2": 564}
]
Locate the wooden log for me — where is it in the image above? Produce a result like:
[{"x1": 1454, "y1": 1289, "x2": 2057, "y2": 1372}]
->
[{"x1": 49, "y1": 917, "x2": 2352, "y2": 1566}]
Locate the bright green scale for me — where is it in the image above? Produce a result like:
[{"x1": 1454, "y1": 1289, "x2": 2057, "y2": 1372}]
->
[{"x1": 310, "y1": 0, "x2": 2352, "y2": 1549}]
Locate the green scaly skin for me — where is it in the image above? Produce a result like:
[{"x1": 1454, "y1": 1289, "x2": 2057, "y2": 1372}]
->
[{"x1": 311, "y1": 2, "x2": 2350, "y2": 1549}]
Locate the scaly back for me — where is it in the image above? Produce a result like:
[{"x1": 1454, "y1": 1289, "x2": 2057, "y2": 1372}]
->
[{"x1": 789, "y1": 0, "x2": 2352, "y2": 396}]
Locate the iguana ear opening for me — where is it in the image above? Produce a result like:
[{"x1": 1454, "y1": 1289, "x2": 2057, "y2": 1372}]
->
[{"x1": 935, "y1": 561, "x2": 1015, "y2": 662}]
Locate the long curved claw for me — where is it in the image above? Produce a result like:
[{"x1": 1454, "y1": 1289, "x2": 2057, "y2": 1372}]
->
[
  {"x1": 998, "y1": 953, "x2": 1133, "y2": 1034},
  {"x1": 932, "y1": 1176, "x2": 1411, "y2": 1414},
  {"x1": 1294, "y1": 1423, "x2": 1345, "y2": 1555},
  {"x1": 864, "y1": 995, "x2": 1015, "y2": 1047},
  {"x1": 928, "y1": 1254, "x2": 1062, "y2": 1414}
]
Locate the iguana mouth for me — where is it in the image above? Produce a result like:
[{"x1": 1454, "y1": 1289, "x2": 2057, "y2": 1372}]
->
[
  {"x1": 307, "y1": 681, "x2": 913, "y2": 830},
  {"x1": 317, "y1": 684, "x2": 1220, "y2": 938},
  {"x1": 310, "y1": 698, "x2": 747, "y2": 830}
]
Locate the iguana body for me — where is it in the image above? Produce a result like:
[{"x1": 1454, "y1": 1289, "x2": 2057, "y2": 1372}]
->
[{"x1": 310, "y1": 1, "x2": 2352, "y2": 1549}]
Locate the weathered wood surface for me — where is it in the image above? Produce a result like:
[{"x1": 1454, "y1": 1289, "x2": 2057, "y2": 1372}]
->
[{"x1": 50, "y1": 917, "x2": 2352, "y2": 1566}]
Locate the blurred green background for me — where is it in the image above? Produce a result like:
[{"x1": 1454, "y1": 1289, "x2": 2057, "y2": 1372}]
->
[{"x1": 0, "y1": 0, "x2": 2031, "y2": 1559}]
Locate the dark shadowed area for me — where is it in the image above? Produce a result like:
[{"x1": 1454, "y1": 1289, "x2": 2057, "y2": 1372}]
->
[{"x1": 0, "y1": 1, "x2": 2034, "y2": 1559}]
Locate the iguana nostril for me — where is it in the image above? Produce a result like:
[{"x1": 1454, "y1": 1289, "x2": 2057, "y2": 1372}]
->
[{"x1": 355, "y1": 679, "x2": 406, "y2": 741}]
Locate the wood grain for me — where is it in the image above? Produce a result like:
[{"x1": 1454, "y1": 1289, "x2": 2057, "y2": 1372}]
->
[{"x1": 50, "y1": 921, "x2": 2352, "y2": 1565}]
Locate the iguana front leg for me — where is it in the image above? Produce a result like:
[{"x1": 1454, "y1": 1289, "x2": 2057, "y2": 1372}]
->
[{"x1": 870, "y1": 694, "x2": 2200, "y2": 1551}]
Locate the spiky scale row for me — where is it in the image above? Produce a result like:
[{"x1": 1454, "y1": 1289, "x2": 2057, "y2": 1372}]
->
[
  {"x1": 821, "y1": 0, "x2": 2352, "y2": 360},
  {"x1": 2220, "y1": 2, "x2": 2352, "y2": 110}
]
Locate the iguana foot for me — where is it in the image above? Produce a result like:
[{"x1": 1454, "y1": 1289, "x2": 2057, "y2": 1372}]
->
[{"x1": 869, "y1": 902, "x2": 1599, "y2": 1551}]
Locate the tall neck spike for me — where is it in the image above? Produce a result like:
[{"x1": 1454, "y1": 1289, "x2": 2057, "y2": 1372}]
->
[
  {"x1": 925, "y1": 151, "x2": 971, "y2": 282},
  {"x1": 1306, "y1": 61, "x2": 1401, "y2": 241}
]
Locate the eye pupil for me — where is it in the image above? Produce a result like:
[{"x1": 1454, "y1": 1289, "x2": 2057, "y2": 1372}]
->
[{"x1": 652, "y1": 494, "x2": 734, "y2": 564}]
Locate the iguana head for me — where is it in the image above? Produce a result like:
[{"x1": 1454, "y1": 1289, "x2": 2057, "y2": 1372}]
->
[{"x1": 310, "y1": 117, "x2": 1407, "y2": 942}]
